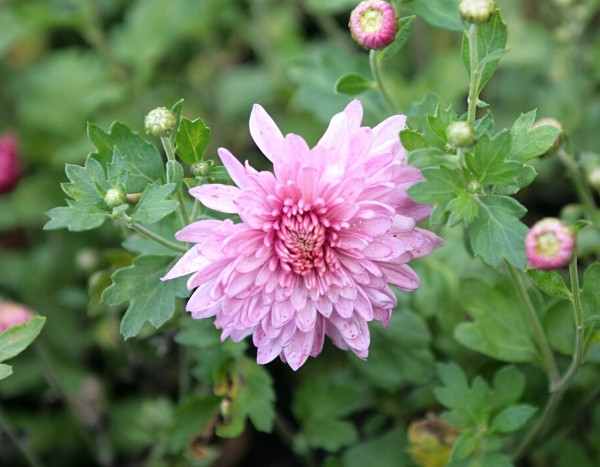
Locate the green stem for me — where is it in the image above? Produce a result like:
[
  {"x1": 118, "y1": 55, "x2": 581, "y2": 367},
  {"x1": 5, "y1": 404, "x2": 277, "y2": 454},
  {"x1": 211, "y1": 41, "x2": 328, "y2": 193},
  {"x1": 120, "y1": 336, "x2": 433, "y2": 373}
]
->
[
  {"x1": 506, "y1": 262, "x2": 560, "y2": 386},
  {"x1": 127, "y1": 221, "x2": 188, "y2": 253},
  {"x1": 369, "y1": 49, "x2": 396, "y2": 114},
  {"x1": 556, "y1": 148, "x2": 597, "y2": 219},
  {"x1": 161, "y1": 136, "x2": 191, "y2": 226},
  {"x1": 0, "y1": 404, "x2": 45, "y2": 467},
  {"x1": 466, "y1": 24, "x2": 481, "y2": 125}
]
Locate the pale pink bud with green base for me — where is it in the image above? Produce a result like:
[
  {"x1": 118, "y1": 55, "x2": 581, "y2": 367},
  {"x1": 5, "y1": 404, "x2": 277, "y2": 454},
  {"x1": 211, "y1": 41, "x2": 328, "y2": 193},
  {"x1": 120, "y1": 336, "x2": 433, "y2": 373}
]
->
[
  {"x1": 349, "y1": 0, "x2": 398, "y2": 50},
  {"x1": 144, "y1": 107, "x2": 176, "y2": 137},
  {"x1": 0, "y1": 302, "x2": 33, "y2": 333},
  {"x1": 459, "y1": 0, "x2": 496, "y2": 24},
  {"x1": 525, "y1": 218, "x2": 575, "y2": 270},
  {"x1": 0, "y1": 133, "x2": 21, "y2": 194}
]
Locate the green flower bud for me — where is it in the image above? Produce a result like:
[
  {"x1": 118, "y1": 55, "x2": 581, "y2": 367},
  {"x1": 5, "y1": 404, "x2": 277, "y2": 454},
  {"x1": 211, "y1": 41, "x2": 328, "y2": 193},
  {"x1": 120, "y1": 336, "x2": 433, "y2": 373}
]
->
[
  {"x1": 191, "y1": 160, "x2": 214, "y2": 177},
  {"x1": 531, "y1": 118, "x2": 564, "y2": 154},
  {"x1": 459, "y1": 0, "x2": 496, "y2": 24},
  {"x1": 104, "y1": 187, "x2": 126, "y2": 208},
  {"x1": 446, "y1": 121, "x2": 476, "y2": 147},
  {"x1": 588, "y1": 168, "x2": 600, "y2": 191},
  {"x1": 144, "y1": 107, "x2": 176, "y2": 137}
]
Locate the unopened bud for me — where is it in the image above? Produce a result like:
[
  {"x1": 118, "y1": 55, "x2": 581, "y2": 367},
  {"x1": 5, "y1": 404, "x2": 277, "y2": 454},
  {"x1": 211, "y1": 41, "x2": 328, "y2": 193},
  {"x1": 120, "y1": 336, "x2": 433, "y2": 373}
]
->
[
  {"x1": 0, "y1": 133, "x2": 21, "y2": 194},
  {"x1": 407, "y1": 413, "x2": 462, "y2": 467},
  {"x1": 588, "y1": 168, "x2": 600, "y2": 191},
  {"x1": 144, "y1": 107, "x2": 176, "y2": 137},
  {"x1": 446, "y1": 121, "x2": 477, "y2": 147},
  {"x1": 0, "y1": 302, "x2": 34, "y2": 333},
  {"x1": 531, "y1": 118, "x2": 564, "y2": 154},
  {"x1": 525, "y1": 218, "x2": 575, "y2": 270},
  {"x1": 459, "y1": 0, "x2": 496, "y2": 24},
  {"x1": 191, "y1": 160, "x2": 214, "y2": 178},
  {"x1": 349, "y1": 0, "x2": 398, "y2": 50},
  {"x1": 104, "y1": 187, "x2": 126, "y2": 208}
]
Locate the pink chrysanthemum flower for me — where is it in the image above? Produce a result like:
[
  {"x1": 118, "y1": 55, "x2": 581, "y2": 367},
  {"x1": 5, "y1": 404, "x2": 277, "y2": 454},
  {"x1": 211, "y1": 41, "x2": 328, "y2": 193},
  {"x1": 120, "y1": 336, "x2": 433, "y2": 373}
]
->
[
  {"x1": 349, "y1": 0, "x2": 398, "y2": 50},
  {"x1": 0, "y1": 302, "x2": 33, "y2": 333},
  {"x1": 525, "y1": 218, "x2": 575, "y2": 270},
  {"x1": 0, "y1": 133, "x2": 21, "y2": 195},
  {"x1": 163, "y1": 100, "x2": 443, "y2": 370}
]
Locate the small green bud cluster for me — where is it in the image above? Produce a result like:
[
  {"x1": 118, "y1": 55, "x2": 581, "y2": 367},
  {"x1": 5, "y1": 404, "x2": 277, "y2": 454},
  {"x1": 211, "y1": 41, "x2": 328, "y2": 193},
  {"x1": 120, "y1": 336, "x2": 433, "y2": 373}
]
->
[
  {"x1": 144, "y1": 107, "x2": 176, "y2": 137},
  {"x1": 446, "y1": 121, "x2": 476, "y2": 148},
  {"x1": 191, "y1": 160, "x2": 214, "y2": 178},
  {"x1": 104, "y1": 187, "x2": 126, "y2": 208},
  {"x1": 459, "y1": 0, "x2": 496, "y2": 24}
]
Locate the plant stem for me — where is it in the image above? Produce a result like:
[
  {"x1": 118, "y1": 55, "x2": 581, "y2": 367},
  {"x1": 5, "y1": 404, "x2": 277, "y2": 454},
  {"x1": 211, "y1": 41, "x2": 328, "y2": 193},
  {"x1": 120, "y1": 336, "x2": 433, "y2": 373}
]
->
[
  {"x1": 127, "y1": 221, "x2": 188, "y2": 253},
  {"x1": 466, "y1": 24, "x2": 481, "y2": 125},
  {"x1": 556, "y1": 148, "x2": 597, "y2": 219},
  {"x1": 369, "y1": 50, "x2": 396, "y2": 114},
  {"x1": 0, "y1": 404, "x2": 45, "y2": 467},
  {"x1": 506, "y1": 262, "x2": 560, "y2": 386},
  {"x1": 161, "y1": 136, "x2": 191, "y2": 227}
]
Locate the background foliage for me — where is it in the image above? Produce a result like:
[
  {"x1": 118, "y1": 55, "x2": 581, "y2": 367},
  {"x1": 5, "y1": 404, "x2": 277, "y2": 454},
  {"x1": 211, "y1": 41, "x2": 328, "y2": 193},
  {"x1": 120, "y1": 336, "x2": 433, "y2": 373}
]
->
[{"x1": 2, "y1": 0, "x2": 600, "y2": 465}]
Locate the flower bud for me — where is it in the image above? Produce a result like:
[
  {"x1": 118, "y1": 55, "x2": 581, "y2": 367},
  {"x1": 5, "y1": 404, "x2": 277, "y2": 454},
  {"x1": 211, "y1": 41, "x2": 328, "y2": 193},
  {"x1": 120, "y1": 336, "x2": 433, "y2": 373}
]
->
[
  {"x1": 191, "y1": 160, "x2": 214, "y2": 178},
  {"x1": 349, "y1": 0, "x2": 398, "y2": 50},
  {"x1": 0, "y1": 302, "x2": 34, "y2": 333},
  {"x1": 407, "y1": 413, "x2": 461, "y2": 467},
  {"x1": 525, "y1": 218, "x2": 575, "y2": 270},
  {"x1": 144, "y1": 107, "x2": 176, "y2": 137},
  {"x1": 0, "y1": 133, "x2": 21, "y2": 194},
  {"x1": 104, "y1": 187, "x2": 126, "y2": 208},
  {"x1": 531, "y1": 118, "x2": 564, "y2": 154},
  {"x1": 446, "y1": 121, "x2": 477, "y2": 147},
  {"x1": 459, "y1": 0, "x2": 496, "y2": 24},
  {"x1": 587, "y1": 167, "x2": 600, "y2": 191}
]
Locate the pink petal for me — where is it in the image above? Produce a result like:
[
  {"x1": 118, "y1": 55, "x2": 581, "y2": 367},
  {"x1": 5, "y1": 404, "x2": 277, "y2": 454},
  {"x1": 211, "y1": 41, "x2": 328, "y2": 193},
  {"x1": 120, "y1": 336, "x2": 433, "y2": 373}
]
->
[
  {"x1": 295, "y1": 300, "x2": 317, "y2": 332},
  {"x1": 379, "y1": 264, "x2": 420, "y2": 291},
  {"x1": 342, "y1": 99, "x2": 364, "y2": 129},
  {"x1": 190, "y1": 184, "x2": 240, "y2": 213},
  {"x1": 161, "y1": 245, "x2": 207, "y2": 280},
  {"x1": 256, "y1": 338, "x2": 283, "y2": 364},
  {"x1": 271, "y1": 300, "x2": 293, "y2": 328},
  {"x1": 249, "y1": 104, "x2": 284, "y2": 164},
  {"x1": 174, "y1": 219, "x2": 222, "y2": 243},
  {"x1": 283, "y1": 328, "x2": 314, "y2": 370},
  {"x1": 218, "y1": 147, "x2": 249, "y2": 189}
]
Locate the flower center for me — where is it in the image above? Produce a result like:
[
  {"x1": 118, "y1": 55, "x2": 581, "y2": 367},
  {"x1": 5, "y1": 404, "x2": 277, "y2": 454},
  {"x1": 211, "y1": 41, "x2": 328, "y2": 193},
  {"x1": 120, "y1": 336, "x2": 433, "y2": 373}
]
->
[
  {"x1": 535, "y1": 232, "x2": 561, "y2": 258},
  {"x1": 360, "y1": 9, "x2": 384, "y2": 34},
  {"x1": 275, "y1": 212, "x2": 328, "y2": 276}
]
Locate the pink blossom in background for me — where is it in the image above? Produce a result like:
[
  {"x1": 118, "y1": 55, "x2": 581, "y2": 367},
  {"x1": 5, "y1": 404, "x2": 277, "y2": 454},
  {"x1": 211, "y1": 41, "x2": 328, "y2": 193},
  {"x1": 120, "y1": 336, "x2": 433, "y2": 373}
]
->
[
  {"x1": 163, "y1": 100, "x2": 442, "y2": 370},
  {"x1": 525, "y1": 218, "x2": 575, "y2": 270},
  {"x1": 0, "y1": 302, "x2": 33, "y2": 333},
  {"x1": 0, "y1": 133, "x2": 21, "y2": 194},
  {"x1": 349, "y1": 0, "x2": 398, "y2": 50}
]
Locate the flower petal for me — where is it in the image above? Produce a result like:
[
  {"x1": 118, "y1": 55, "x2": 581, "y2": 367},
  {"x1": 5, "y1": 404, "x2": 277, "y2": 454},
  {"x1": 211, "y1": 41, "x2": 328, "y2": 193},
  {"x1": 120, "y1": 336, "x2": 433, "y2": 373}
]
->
[
  {"x1": 190, "y1": 184, "x2": 240, "y2": 213},
  {"x1": 249, "y1": 104, "x2": 284, "y2": 163},
  {"x1": 218, "y1": 147, "x2": 249, "y2": 189}
]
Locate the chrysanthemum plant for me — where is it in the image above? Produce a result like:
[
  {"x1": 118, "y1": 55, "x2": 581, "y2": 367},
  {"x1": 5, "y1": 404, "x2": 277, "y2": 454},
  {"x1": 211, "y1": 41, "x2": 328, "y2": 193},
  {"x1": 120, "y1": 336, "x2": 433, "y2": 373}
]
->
[{"x1": 42, "y1": 0, "x2": 600, "y2": 464}]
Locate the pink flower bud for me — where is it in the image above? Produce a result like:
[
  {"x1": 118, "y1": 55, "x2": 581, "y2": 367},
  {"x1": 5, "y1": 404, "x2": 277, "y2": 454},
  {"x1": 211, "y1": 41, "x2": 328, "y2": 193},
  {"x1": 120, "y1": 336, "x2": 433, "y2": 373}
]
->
[
  {"x1": 349, "y1": 0, "x2": 398, "y2": 50},
  {"x1": 0, "y1": 133, "x2": 21, "y2": 194},
  {"x1": 0, "y1": 302, "x2": 34, "y2": 333},
  {"x1": 525, "y1": 218, "x2": 575, "y2": 270}
]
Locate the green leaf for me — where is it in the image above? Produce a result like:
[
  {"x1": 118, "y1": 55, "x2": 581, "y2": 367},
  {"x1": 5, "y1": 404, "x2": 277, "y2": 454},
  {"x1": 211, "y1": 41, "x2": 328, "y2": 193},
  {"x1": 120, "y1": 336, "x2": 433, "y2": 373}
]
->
[
  {"x1": 88, "y1": 121, "x2": 164, "y2": 192},
  {"x1": 342, "y1": 427, "x2": 410, "y2": 467},
  {"x1": 455, "y1": 278, "x2": 540, "y2": 363},
  {"x1": 544, "y1": 300, "x2": 575, "y2": 355},
  {"x1": 130, "y1": 181, "x2": 177, "y2": 224},
  {"x1": 427, "y1": 104, "x2": 458, "y2": 148},
  {"x1": 494, "y1": 164, "x2": 537, "y2": 195},
  {"x1": 405, "y1": 0, "x2": 463, "y2": 31},
  {"x1": 175, "y1": 117, "x2": 211, "y2": 164},
  {"x1": 303, "y1": 418, "x2": 358, "y2": 452},
  {"x1": 381, "y1": 16, "x2": 416, "y2": 60},
  {"x1": 334, "y1": 72, "x2": 375, "y2": 96},
  {"x1": 0, "y1": 316, "x2": 46, "y2": 363},
  {"x1": 408, "y1": 167, "x2": 465, "y2": 224},
  {"x1": 527, "y1": 269, "x2": 572, "y2": 299},
  {"x1": 0, "y1": 364, "x2": 12, "y2": 380},
  {"x1": 490, "y1": 404, "x2": 537, "y2": 434},
  {"x1": 61, "y1": 157, "x2": 109, "y2": 203},
  {"x1": 434, "y1": 362, "x2": 491, "y2": 428},
  {"x1": 164, "y1": 394, "x2": 221, "y2": 454},
  {"x1": 451, "y1": 431, "x2": 479, "y2": 461},
  {"x1": 107, "y1": 148, "x2": 129, "y2": 189},
  {"x1": 509, "y1": 110, "x2": 561, "y2": 162},
  {"x1": 447, "y1": 190, "x2": 479, "y2": 227},
  {"x1": 238, "y1": 357, "x2": 275, "y2": 433},
  {"x1": 466, "y1": 131, "x2": 522, "y2": 187},
  {"x1": 101, "y1": 255, "x2": 189, "y2": 338},
  {"x1": 44, "y1": 202, "x2": 108, "y2": 232},
  {"x1": 462, "y1": 10, "x2": 508, "y2": 93},
  {"x1": 400, "y1": 129, "x2": 429, "y2": 151},
  {"x1": 580, "y1": 262, "x2": 600, "y2": 322},
  {"x1": 490, "y1": 366, "x2": 526, "y2": 411},
  {"x1": 407, "y1": 147, "x2": 450, "y2": 169},
  {"x1": 468, "y1": 195, "x2": 528, "y2": 268}
]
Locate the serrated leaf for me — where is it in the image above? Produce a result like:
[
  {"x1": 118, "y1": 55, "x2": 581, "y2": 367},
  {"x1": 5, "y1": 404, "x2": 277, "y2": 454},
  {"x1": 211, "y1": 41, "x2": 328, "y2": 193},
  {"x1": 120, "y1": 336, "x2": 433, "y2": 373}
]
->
[
  {"x1": 405, "y1": 0, "x2": 463, "y2": 31},
  {"x1": 474, "y1": 111, "x2": 495, "y2": 137},
  {"x1": 175, "y1": 117, "x2": 211, "y2": 164},
  {"x1": 101, "y1": 255, "x2": 189, "y2": 338},
  {"x1": 462, "y1": 10, "x2": 508, "y2": 93},
  {"x1": 447, "y1": 190, "x2": 479, "y2": 227},
  {"x1": 434, "y1": 362, "x2": 491, "y2": 428},
  {"x1": 455, "y1": 278, "x2": 540, "y2": 364},
  {"x1": 304, "y1": 418, "x2": 358, "y2": 451},
  {"x1": 164, "y1": 395, "x2": 221, "y2": 454},
  {"x1": 427, "y1": 104, "x2": 458, "y2": 147},
  {"x1": 468, "y1": 195, "x2": 528, "y2": 268},
  {"x1": 406, "y1": 147, "x2": 450, "y2": 169},
  {"x1": 334, "y1": 72, "x2": 375, "y2": 96},
  {"x1": 490, "y1": 404, "x2": 537, "y2": 434},
  {"x1": 490, "y1": 366, "x2": 526, "y2": 411},
  {"x1": 450, "y1": 431, "x2": 479, "y2": 461},
  {"x1": 88, "y1": 121, "x2": 164, "y2": 192},
  {"x1": 62, "y1": 157, "x2": 109, "y2": 203},
  {"x1": 239, "y1": 357, "x2": 275, "y2": 433},
  {"x1": 466, "y1": 131, "x2": 522, "y2": 187},
  {"x1": 527, "y1": 269, "x2": 572, "y2": 299},
  {"x1": 494, "y1": 164, "x2": 537, "y2": 195},
  {"x1": 408, "y1": 167, "x2": 465, "y2": 224},
  {"x1": 381, "y1": 16, "x2": 416, "y2": 60},
  {"x1": 509, "y1": 110, "x2": 561, "y2": 162},
  {"x1": 44, "y1": 202, "x2": 108, "y2": 231},
  {"x1": 400, "y1": 129, "x2": 429, "y2": 151},
  {"x1": 107, "y1": 148, "x2": 129, "y2": 189},
  {"x1": 0, "y1": 316, "x2": 46, "y2": 363},
  {"x1": 131, "y1": 181, "x2": 177, "y2": 224}
]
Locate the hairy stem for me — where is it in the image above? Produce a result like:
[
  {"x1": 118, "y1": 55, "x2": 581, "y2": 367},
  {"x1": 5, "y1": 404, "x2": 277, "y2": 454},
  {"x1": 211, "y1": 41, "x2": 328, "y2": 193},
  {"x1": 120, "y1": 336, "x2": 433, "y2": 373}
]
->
[
  {"x1": 161, "y1": 136, "x2": 191, "y2": 226},
  {"x1": 466, "y1": 24, "x2": 481, "y2": 125}
]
